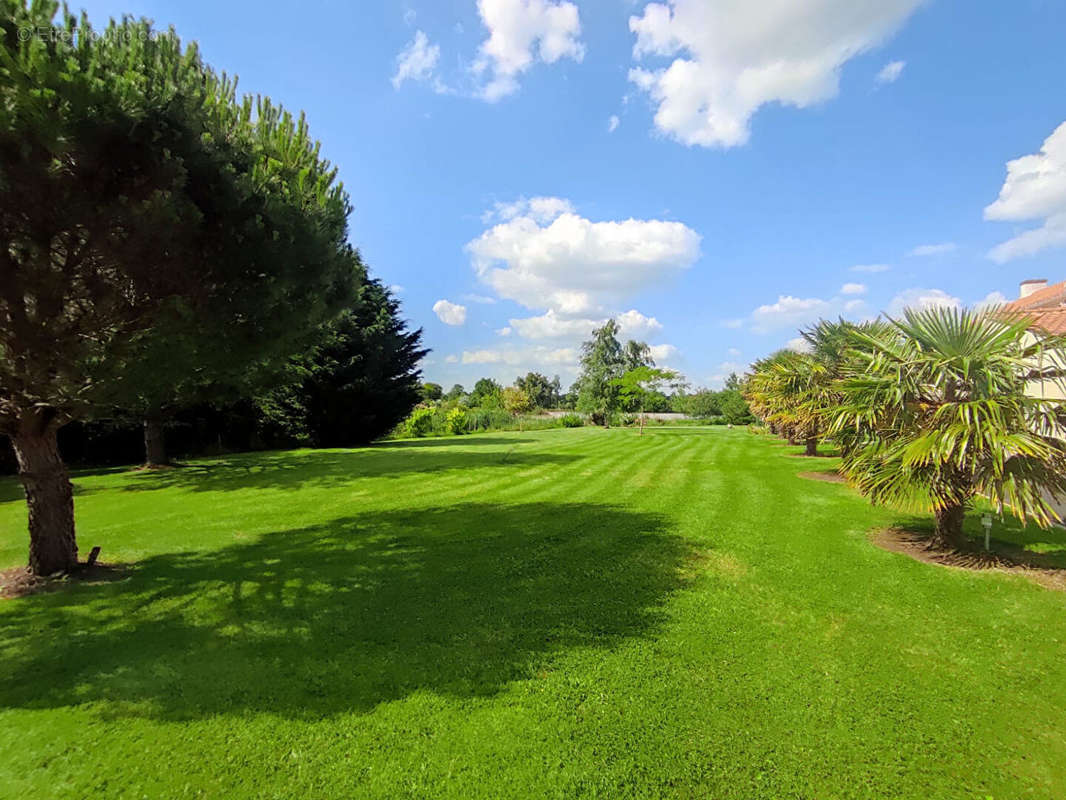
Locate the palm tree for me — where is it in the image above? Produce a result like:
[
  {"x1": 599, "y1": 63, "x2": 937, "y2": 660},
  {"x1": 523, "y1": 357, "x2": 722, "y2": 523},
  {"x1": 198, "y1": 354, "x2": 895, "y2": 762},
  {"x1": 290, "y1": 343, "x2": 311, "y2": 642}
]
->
[
  {"x1": 830, "y1": 306, "x2": 1066, "y2": 550},
  {"x1": 768, "y1": 351, "x2": 827, "y2": 456},
  {"x1": 746, "y1": 350, "x2": 802, "y2": 443},
  {"x1": 799, "y1": 318, "x2": 894, "y2": 457}
]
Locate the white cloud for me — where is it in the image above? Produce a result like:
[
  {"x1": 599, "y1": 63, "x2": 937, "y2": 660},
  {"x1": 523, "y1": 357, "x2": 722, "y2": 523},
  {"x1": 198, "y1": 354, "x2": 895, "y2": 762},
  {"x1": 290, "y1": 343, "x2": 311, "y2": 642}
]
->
[
  {"x1": 886, "y1": 288, "x2": 960, "y2": 316},
  {"x1": 392, "y1": 30, "x2": 442, "y2": 90},
  {"x1": 907, "y1": 242, "x2": 956, "y2": 257},
  {"x1": 509, "y1": 310, "x2": 599, "y2": 340},
  {"x1": 750, "y1": 295, "x2": 832, "y2": 333},
  {"x1": 843, "y1": 298, "x2": 865, "y2": 312},
  {"x1": 445, "y1": 354, "x2": 459, "y2": 364},
  {"x1": 627, "y1": 0, "x2": 923, "y2": 147},
  {"x1": 786, "y1": 337, "x2": 812, "y2": 353},
  {"x1": 467, "y1": 197, "x2": 701, "y2": 315},
  {"x1": 482, "y1": 196, "x2": 576, "y2": 224},
  {"x1": 496, "y1": 326, "x2": 513, "y2": 337},
  {"x1": 433, "y1": 299, "x2": 468, "y2": 326},
  {"x1": 975, "y1": 291, "x2": 1008, "y2": 310},
  {"x1": 840, "y1": 282, "x2": 867, "y2": 295},
  {"x1": 403, "y1": 8, "x2": 417, "y2": 25},
  {"x1": 985, "y1": 121, "x2": 1066, "y2": 262},
  {"x1": 388, "y1": 284, "x2": 405, "y2": 295},
  {"x1": 649, "y1": 344, "x2": 678, "y2": 362},
  {"x1": 616, "y1": 309, "x2": 664, "y2": 338},
  {"x1": 875, "y1": 59, "x2": 906, "y2": 84},
  {"x1": 463, "y1": 293, "x2": 498, "y2": 304},
  {"x1": 460, "y1": 346, "x2": 578, "y2": 366},
  {"x1": 473, "y1": 0, "x2": 585, "y2": 102},
  {"x1": 727, "y1": 347, "x2": 742, "y2": 357},
  {"x1": 507, "y1": 308, "x2": 663, "y2": 342},
  {"x1": 608, "y1": 114, "x2": 620, "y2": 133},
  {"x1": 850, "y1": 263, "x2": 891, "y2": 273}
]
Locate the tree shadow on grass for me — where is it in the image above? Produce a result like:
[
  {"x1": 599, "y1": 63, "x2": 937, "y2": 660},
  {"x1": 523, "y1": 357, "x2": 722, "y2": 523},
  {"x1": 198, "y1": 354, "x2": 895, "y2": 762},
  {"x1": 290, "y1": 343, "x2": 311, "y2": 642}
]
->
[
  {"x1": 107, "y1": 445, "x2": 578, "y2": 495},
  {"x1": 0, "y1": 477, "x2": 22, "y2": 504},
  {"x1": 0, "y1": 502, "x2": 693, "y2": 720},
  {"x1": 373, "y1": 437, "x2": 538, "y2": 448}
]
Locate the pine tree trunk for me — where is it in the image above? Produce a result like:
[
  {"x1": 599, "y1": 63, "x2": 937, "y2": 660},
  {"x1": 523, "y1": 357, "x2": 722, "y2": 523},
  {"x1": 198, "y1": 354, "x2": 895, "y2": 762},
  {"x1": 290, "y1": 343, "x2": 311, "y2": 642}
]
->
[
  {"x1": 143, "y1": 413, "x2": 168, "y2": 467},
  {"x1": 805, "y1": 436, "x2": 818, "y2": 456},
  {"x1": 932, "y1": 504, "x2": 967, "y2": 551},
  {"x1": 10, "y1": 421, "x2": 78, "y2": 575}
]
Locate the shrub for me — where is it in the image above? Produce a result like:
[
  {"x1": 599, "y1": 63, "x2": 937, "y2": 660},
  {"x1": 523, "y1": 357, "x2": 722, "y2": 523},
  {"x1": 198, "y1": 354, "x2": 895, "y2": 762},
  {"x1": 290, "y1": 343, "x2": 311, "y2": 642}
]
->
[
  {"x1": 406, "y1": 407, "x2": 434, "y2": 437},
  {"x1": 446, "y1": 408, "x2": 467, "y2": 435},
  {"x1": 559, "y1": 413, "x2": 584, "y2": 428}
]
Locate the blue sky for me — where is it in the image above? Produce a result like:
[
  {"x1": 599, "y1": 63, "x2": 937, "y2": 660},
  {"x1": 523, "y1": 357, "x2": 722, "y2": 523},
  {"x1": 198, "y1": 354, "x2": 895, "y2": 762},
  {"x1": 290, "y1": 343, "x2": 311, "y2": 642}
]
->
[{"x1": 77, "y1": 0, "x2": 1066, "y2": 389}]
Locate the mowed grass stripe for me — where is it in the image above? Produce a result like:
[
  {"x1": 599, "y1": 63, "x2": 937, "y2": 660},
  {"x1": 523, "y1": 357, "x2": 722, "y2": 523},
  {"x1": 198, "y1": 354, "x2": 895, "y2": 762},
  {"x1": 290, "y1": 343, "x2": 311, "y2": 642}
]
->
[{"x1": 1, "y1": 428, "x2": 1065, "y2": 799}]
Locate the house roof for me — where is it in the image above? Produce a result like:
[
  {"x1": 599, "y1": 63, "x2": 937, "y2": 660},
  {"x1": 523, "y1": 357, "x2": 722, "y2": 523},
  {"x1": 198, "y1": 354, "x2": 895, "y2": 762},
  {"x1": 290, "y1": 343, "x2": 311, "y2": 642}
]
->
[
  {"x1": 1004, "y1": 280, "x2": 1066, "y2": 311},
  {"x1": 1002, "y1": 280, "x2": 1066, "y2": 335}
]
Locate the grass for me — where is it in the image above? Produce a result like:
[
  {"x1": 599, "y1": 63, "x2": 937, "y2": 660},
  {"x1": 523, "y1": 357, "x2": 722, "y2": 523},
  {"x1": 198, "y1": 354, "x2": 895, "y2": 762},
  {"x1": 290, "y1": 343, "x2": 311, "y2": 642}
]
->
[{"x1": 1, "y1": 427, "x2": 1065, "y2": 798}]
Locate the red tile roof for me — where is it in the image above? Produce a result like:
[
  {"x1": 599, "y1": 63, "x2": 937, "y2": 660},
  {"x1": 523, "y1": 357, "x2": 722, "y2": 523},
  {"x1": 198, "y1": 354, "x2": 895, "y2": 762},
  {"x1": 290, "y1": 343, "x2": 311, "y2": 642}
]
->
[
  {"x1": 1026, "y1": 310, "x2": 1066, "y2": 335},
  {"x1": 1003, "y1": 280, "x2": 1066, "y2": 312},
  {"x1": 1000, "y1": 280, "x2": 1066, "y2": 335}
]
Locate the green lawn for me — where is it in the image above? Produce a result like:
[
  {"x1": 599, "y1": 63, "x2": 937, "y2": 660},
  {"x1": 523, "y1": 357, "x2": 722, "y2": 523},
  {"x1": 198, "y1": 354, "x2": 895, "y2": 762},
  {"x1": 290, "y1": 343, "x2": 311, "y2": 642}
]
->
[{"x1": 1, "y1": 427, "x2": 1065, "y2": 798}]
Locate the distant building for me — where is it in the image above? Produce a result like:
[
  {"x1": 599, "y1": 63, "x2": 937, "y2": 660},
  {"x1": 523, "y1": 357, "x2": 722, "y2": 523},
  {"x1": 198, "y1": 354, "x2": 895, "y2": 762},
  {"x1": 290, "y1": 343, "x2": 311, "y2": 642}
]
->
[
  {"x1": 1003, "y1": 279, "x2": 1066, "y2": 523},
  {"x1": 1002, "y1": 279, "x2": 1066, "y2": 401}
]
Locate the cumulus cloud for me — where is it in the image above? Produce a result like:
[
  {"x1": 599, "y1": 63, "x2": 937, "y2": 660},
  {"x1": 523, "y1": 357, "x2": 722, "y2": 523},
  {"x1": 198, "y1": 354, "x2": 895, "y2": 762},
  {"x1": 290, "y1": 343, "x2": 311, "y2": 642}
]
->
[
  {"x1": 509, "y1": 310, "x2": 598, "y2": 340},
  {"x1": 627, "y1": 0, "x2": 923, "y2": 147},
  {"x1": 886, "y1": 288, "x2": 960, "y2": 316},
  {"x1": 460, "y1": 346, "x2": 578, "y2": 366},
  {"x1": 875, "y1": 60, "x2": 906, "y2": 84},
  {"x1": 392, "y1": 30, "x2": 442, "y2": 90},
  {"x1": 975, "y1": 291, "x2": 1008, "y2": 310},
  {"x1": 786, "y1": 337, "x2": 812, "y2": 353},
  {"x1": 508, "y1": 308, "x2": 662, "y2": 342},
  {"x1": 750, "y1": 295, "x2": 833, "y2": 333},
  {"x1": 608, "y1": 114, "x2": 620, "y2": 133},
  {"x1": 482, "y1": 196, "x2": 575, "y2": 224},
  {"x1": 433, "y1": 299, "x2": 468, "y2": 326},
  {"x1": 649, "y1": 344, "x2": 678, "y2": 362},
  {"x1": 742, "y1": 284, "x2": 873, "y2": 333},
  {"x1": 467, "y1": 196, "x2": 701, "y2": 315},
  {"x1": 616, "y1": 309, "x2": 664, "y2": 338},
  {"x1": 849, "y1": 263, "x2": 891, "y2": 273},
  {"x1": 907, "y1": 242, "x2": 956, "y2": 257},
  {"x1": 985, "y1": 121, "x2": 1066, "y2": 262},
  {"x1": 473, "y1": 0, "x2": 585, "y2": 101},
  {"x1": 462, "y1": 198, "x2": 690, "y2": 375}
]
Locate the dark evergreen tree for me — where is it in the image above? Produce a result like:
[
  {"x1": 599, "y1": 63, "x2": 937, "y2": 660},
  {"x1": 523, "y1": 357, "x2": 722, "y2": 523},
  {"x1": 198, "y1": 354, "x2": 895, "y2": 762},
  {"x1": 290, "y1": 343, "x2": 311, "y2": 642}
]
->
[{"x1": 290, "y1": 280, "x2": 428, "y2": 447}]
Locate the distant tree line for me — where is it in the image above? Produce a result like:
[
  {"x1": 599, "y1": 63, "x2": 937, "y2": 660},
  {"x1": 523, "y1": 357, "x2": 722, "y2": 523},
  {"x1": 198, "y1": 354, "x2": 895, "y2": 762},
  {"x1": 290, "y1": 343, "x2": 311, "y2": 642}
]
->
[{"x1": 400, "y1": 321, "x2": 753, "y2": 438}]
